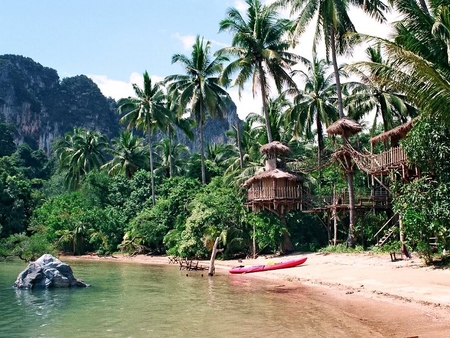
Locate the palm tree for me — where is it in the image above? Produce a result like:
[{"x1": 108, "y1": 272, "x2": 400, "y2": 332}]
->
[
  {"x1": 355, "y1": 0, "x2": 450, "y2": 125},
  {"x1": 224, "y1": 117, "x2": 263, "y2": 184},
  {"x1": 218, "y1": 0, "x2": 299, "y2": 143},
  {"x1": 206, "y1": 143, "x2": 238, "y2": 172},
  {"x1": 162, "y1": 96, "x2": 194, "y2": 178},
  {"x1": 286, "y1": 56, "x2": 339, "y2": 166},
  {"x1": 102, "y1": 131, "x2": 148, "y2": 179},
  {"x1": 344, "y1": 44, "x2": 417, "y2": 133},
  {"x1": 277, "y1": 0, "x2": 388, "y2": 118},
  {"x1": 165, "y1": 35, "x2": 232, "y2": 184},
  {"x1": 246, "y1": 94, "x2": 294, "y2": 145},
  {"x1": 117, "y1": 71, "x2": 171, "y2": 205},
  {"x1": 154, "y1": 137, "x2": 190, "y2": 178},
  {"x1": 54, "y1": 127, "x2": 108, "y2": 190},
  {"x1": 226, "y1": 124, "x2": 245, "y2": 170}
]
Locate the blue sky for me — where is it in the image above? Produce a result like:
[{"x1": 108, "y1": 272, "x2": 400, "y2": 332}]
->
[{"x1": 1, "y1": 0, "x2": 393, "y2": 119}]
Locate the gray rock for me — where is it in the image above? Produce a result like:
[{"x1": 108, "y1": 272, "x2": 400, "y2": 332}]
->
[{"x1": 14, "y1": 254, "x2": 90, "y2": 289}]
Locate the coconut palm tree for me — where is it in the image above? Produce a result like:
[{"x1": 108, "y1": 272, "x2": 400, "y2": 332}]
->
[
  {"x1": 223, "y1": 118, "x2": 263, "y2": 184},
  {"x1": 153, "y1": 137, "x2": 190, "y2": 178},
  {"x1": 355, "y1": 0, "x2": 450, "y2": 125},
  {"x1": 218, "y1": 0, "x2": 299, "y2": 143},
  {"x1": 285, "y1": 56, "x2": 339, "y2": 166},
  {"x1": 161, "y1": 96, "x2": 194, "y2": 178},
  {"x1": 102, "y1": 131, "x2": 148, "y2": 179},
  {"x1": 277, "y1": 0, "x2": 388, "y2": 118},
  {"x1": 246, "y1": 94, "x2": 294, "y2": 145},
  {"x1": 165, "y1": 35, "x2": 232, "y2": 184},
  {"x1": 54, "y1": 127, "x2": 108, "y2": 190},
  {"x1": 117, "y1": 71, "x2": 171, "y2": 205},
  {"x1": 344, "y1": 44, "x2": 417, "y2": 133}
]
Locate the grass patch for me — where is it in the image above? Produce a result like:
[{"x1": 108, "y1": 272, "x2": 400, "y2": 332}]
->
[{"x1": 319, "y1": 243, "x2": 365, "y2": 253}]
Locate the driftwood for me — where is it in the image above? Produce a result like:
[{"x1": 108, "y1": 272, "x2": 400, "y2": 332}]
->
[{"x1": 208, "y1": 237, "x2": 224, "y2": 276}]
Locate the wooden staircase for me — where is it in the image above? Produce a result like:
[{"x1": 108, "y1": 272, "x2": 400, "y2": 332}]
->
[
  {"x1": 376, "y1": 227, "x2": 395, "y2": 247},
  {"x1": 374, "y1": 213, "x2": 399, "y2": 247}
]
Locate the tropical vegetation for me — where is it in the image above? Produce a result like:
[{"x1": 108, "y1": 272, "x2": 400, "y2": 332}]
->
[{"x1": 1, "y1": 0, "x2": 450, "y2": 266}]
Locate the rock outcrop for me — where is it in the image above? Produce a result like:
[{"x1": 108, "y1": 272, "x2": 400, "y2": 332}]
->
[
  {"x1": 14, "y1": 254, "x2": 90, "y2": 289},
  {"x1": 0, "y1": 54, "x2": 120, "y2": 155},
  {"x1": 0, "y1": 54, "x2": 243, "y2": 156}
]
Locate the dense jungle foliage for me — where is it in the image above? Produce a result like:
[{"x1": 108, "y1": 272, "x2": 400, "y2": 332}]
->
[{"x1": 1, "y1": 0, "x2": 450, "y2": 264}]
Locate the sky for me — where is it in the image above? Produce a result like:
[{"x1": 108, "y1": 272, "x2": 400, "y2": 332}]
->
[{"x1": 1, "y1": 0, "x2": 396, "y2": 120}]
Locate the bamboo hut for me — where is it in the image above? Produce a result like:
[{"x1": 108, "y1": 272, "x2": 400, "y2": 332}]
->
[
  {"x1": 368, "y1": 119, "x2": 418, "y2": 179},
  {"x1": 243, "y1": 142, "x2": 303, "y2": 216}
]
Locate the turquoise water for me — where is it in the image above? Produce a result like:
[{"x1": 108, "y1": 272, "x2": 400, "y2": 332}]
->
[{"x1": 0, "y1": 259, "x2": 380, "y2": 338}]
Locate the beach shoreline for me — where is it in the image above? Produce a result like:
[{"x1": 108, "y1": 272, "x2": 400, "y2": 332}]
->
[{"x1": 63, "y1": 251, "x2": 450, "y2": 337}]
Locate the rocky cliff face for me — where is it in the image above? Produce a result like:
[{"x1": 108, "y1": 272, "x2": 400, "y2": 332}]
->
[
  {"x1": 0, "y1": 54, "x2": 242, "y2": 155},
  {"x1": 175, "y1": 102, "x2": 241, "y2": 153},
  {"x1": 0, "y1": 55, "x2": 119, "y2": 154}
]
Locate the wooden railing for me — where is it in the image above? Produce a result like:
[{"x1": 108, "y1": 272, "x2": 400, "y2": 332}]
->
[
  {"x1": 247, "y1": 186, "x2": 302, "y2": 201},
  {"x1": 346, "y1": 145, "x2": 408, "y2": 174},
  {"x1": 371, "y1": 146, "x2": 407, "y2": 171}
]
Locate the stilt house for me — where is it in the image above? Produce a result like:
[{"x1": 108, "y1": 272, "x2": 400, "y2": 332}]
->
[{"x1": 243, "y1": 141, "x2": 303, "y2": 217}]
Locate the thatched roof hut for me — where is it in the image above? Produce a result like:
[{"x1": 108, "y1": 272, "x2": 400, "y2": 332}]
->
[
  {"x1": 260, "y1": 141, "x2": 291, "y2": 170},
  {"x1": 260, "y1": 141, "x2": 291, "y2": 155},
  {"x1": 243, "y1": 169, "x2": 303, "y2": 215},
  {"x1": 243, "y1": 169, "x2": 301, "y2": 187},
  {"x1": 326, "y1": 117, "x2": 362, "y2": 137},
  {"x1": 370, "y1": 120, "x2": 414, "y2": 146}
]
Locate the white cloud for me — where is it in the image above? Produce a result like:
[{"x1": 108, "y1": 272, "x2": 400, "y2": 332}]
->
[
  {"x1": 88, "y1": 73, "x2": 164, "y2": 101},
  {"x1": 234, "y1": 0, "x2": 248, "y2": 12},
  {"x1": 173, "y1": 33, "x2": 196, "y2": 50},
  {"x1": 228, "y1": 87, "x2": 263, "y2": 120}
]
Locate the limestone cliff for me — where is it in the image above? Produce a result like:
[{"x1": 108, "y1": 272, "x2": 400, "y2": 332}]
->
[
  {"x1": 0, "y1": 54, "x2": 119, "y2": 154},
  {"x1": 0, "y1": 54, "x2": 242, "y2": 155}
]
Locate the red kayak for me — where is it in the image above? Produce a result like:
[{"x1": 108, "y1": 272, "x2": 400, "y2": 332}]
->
[{"x1": 229, "y1": 257, "x2": 307, "y2": 274}]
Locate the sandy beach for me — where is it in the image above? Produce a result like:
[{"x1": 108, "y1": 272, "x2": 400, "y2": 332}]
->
[{"x1": 63, "y1": 252, "x2": 450, "y2": 337}]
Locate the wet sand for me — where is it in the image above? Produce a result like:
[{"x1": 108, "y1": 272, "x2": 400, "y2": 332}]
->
[{"x1": 63, "y1": 252, "x2": 450, "y2": 337}]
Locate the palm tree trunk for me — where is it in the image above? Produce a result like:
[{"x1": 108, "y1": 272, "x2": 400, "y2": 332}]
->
[
  {"x1": 331, "y1": 29, "x2": 345, "y2": 119},
  {"x1": 236, "y1": 123, "x2": 244, "y2": 169},
  {"x1": 168, "y1": 130, "x2": 173, "y2": 178},
  {"x1": 316, "y1": 114, "x2": 324, "y2": 187},
  {"x1": 258, "y1": 62, "x2": 273, "y2": 143},
  {"x1": 200, "y1": 106, "x2": 206, "y2": 184},
  {"x1": 148, "y1": 130, "x2": 156, "y2": 206}
]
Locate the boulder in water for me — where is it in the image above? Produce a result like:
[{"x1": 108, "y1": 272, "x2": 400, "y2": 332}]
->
[{"x1": 13, "y1": 254, "x2": 90, "y2": 289}]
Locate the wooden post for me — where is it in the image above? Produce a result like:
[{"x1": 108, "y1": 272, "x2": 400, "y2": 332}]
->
[
  {"x1": 253, "y1": 223, "x2": 256, "y2": 259},
  {"x1": 333, "y1": 208, "x2": 338, "y2": 246},
  {"x1": 333, "y1": 187, "x2": 338, "y2": 246},
  {"x1": 208, "y1": 237, "x2": 223, "y2": 276},
  {"x1": 399, "y1": 214, "x2": 407, "y2": 258}
]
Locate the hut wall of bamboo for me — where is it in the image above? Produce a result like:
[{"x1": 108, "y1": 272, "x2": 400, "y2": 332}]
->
[{"x1": 247, "y1": 178, "x2": 302, "y2": 202}]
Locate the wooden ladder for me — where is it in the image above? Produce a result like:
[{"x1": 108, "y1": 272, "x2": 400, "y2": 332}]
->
[
  {"x1": 376, "y1": 227, "x2": 395, "y2": 247},
  {"x1": 374, "y1": 214, "x2": 399, "y2": 247}
]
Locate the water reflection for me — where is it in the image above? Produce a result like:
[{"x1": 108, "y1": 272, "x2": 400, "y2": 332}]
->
[{"x1": 14, "y1": 288, "x2": 73, "y2": 319}]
